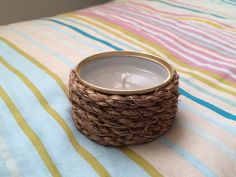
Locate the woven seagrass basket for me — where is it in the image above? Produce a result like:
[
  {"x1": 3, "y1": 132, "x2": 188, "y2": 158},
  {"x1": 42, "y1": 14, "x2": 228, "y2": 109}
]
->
[{"x1": 69, "y1": 52, "x2": 179, "y2": 146}]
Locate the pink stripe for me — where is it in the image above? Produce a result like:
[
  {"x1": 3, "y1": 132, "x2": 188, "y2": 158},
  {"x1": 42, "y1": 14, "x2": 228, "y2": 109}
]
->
[
  {"x1": 113, "y1": 13, "x2": 236, "y2": 68},
  {"x1": 129, "y1": 1, "x2": 236, "y2": 29},
  {"x1": 128, "y1": 2, "x2": 236, "y2": 45},
  {"x1": 128, "y1": 1, "x2": 236, "y2": 43},
  {"x1": 212, "y1": 30, "x2": 236, "y2": 45},
  {"x1": 198, "y1": 24, "x2": 236, "y2": 46},
  {"x1": 101, "y1": 4, "x2": 236, "y2": 58},
  {"x1": 104, "y1": 6, "x2": 236, "y2": 62},
  {"x1": 94, "y1": 4, "x2": 236, "y2": 58},
  {"x1": 104, "y1": 4, "x2": 236, "y2": 53},
  {"x1": 79, "y1": 11, "x2": 236, "y2": 84},
  {"x1": 132, "y1": 1, "x2": 236, "y2": 44},
  {"x1": 90, "y1": 5, "x2": 236, "y2": 63}
]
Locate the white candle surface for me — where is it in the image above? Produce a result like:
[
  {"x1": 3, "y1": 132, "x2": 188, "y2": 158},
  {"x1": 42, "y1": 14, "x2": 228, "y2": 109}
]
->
[{"x1": 79, "y1": 56, "x2": 169, "y2": 91}]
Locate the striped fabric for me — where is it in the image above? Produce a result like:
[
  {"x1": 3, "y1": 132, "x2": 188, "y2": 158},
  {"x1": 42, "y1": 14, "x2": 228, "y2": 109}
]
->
[{"x1": 0, "y1": 0, "x2": 235, "y2": 176}]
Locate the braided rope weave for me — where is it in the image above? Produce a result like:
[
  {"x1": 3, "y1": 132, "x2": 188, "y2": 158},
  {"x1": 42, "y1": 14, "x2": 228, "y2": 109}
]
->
[{"x1": 69, "y1": 70, "x2": 179, "y2": 146}]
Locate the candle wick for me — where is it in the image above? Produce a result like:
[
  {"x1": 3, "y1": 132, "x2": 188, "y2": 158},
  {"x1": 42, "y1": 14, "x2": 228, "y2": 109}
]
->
[{"x1": 121, "y1": 73, "x2": 130, "y2": 89}]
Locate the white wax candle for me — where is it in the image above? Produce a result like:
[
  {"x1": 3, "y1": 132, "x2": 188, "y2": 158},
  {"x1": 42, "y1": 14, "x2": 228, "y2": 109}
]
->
[{"x1": 78, "y1": 55, "x2": 169, "y2": 92}]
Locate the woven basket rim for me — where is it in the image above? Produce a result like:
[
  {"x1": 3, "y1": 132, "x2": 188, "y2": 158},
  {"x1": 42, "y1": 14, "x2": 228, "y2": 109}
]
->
[{"x1": 75, "y1": 51, "x2": 175, "y2": 95}]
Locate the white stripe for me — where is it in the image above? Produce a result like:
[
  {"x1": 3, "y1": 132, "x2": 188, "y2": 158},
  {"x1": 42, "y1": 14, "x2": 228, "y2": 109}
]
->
[
  {"x1": 180, "y1": 80, "x2": 236, "y2": 113},
  {"x1": 180, "y1": 72, "x2": 236, "y2": 101},
  {"x1": 0, "y1": 135, "x2": 21, "y2": 177}
]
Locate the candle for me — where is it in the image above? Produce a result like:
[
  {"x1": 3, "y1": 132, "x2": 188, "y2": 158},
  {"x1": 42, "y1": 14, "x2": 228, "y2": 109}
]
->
[{"x1": 76, "y1": 51, "x2": 174, "y2": 95}]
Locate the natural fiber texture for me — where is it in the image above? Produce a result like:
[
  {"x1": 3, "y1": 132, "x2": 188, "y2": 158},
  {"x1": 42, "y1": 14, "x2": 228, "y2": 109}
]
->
[{"x1": 69, "y1": 69, "x2": 179, "y2": 146}]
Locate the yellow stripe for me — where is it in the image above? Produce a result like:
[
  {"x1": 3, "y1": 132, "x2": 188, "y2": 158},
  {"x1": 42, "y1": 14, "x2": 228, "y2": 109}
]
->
[
  {"x1": 0, "y1": 86, "x2": 61, "y2": 177},
  {"x1": 0, "y1": 56, "x2": 110, "y2": 177},
  {"x1": 120, "y1": 147, "x2": 164, "y2": 177},
  {"x1": 0, "y1": 36, "x2": 160, "y2": 177},
  {"x1": 177, "y1": 17, "x2": 236, "y2": 33},
  {"x1": 71, "y1": 14, "x2": 236, "y2": 97},
  {"x1": 0, "y1": 38, "x2": 163, "y2": 177},
  {"x1": 0, "y1": 20, "x2": 164, "y2": 177},
  {"x1": 0, "y1": 36, "x2": 68, "y2": 96}
]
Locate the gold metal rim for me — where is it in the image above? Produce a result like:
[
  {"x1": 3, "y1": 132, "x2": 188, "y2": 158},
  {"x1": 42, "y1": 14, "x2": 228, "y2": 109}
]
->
[{"x1": 76, "y1": 51, "x2": 175, "y2": 95}]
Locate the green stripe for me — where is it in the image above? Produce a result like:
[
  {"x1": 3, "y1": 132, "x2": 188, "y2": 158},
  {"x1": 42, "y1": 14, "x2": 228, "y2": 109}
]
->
[
  {"x1": 156, "y1": 0, "x2": 227, "y2": 19},
  {"x1": 0, "y1": 56, "x2": 111, "y2": 177},
  {"x1": 0, "y1": 86, "x2": 62, "y2": 177}
]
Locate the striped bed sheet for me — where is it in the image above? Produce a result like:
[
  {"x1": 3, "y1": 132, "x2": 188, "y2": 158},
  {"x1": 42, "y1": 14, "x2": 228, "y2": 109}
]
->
[{"x1": 0, "y1": 0, "x2": 235, "y2": 176}]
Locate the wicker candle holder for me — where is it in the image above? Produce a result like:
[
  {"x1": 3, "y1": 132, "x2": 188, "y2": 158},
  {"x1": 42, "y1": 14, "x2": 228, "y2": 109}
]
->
[{"x1": 69, "y1": 52, "x2": 179, "y2": 146}]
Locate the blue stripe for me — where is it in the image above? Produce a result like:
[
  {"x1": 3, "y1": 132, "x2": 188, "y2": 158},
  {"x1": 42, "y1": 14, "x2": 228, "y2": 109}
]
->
[
  {"x1": 46, "y1": 19, "x2": 123, "y2": 51},
  {"x1": 180, "y1": 77, "x2": 236, "y2": 107},
  {"x1": 179, "y1": 88, "x2": 236, "y2": 121},
  {"x1": 37, "y1": 21, "x2": 106, "y2": 51},
  {"x1": 222, "y1": 0, "x2": 236, "y2": 6},
  {"x1": 62, "y1": 17, "x2": 139, "y2": 51},
  {"x1": 159, "y1": 137, "x2": 218, "y2": 177},
  {"x1": 156, "y1": 0, "x2": 226, "y2": 19},
  {"x1": 7, "y1": 27, "x2": 74, "y2": 67},
  {"x1": 180, "y1": 102, "x2": 236, "y2": 136}
]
